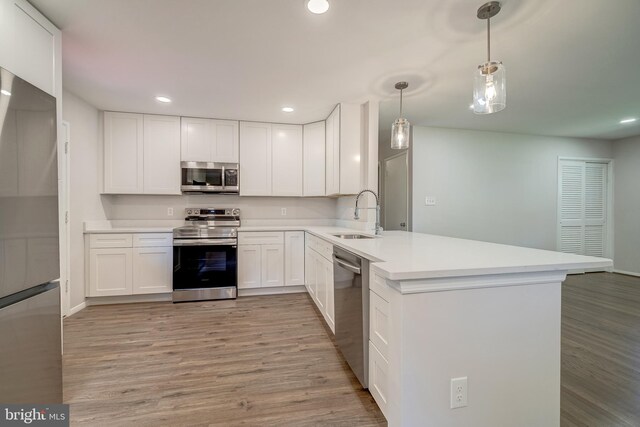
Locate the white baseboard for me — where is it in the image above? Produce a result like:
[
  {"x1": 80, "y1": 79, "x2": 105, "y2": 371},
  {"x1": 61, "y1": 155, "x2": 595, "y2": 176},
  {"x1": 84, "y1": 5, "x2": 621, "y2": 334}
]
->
[
  {"x1": 87, "y1": 293, "x2": 172, "y2": 306},
  {"x1": 238, "y1": 285, "x2": 306, "y2": 297},
  {"x1": 67, "y1": 301, "x2": 87, "y2": 317},
  {"x1": 613, "y1": 269, "x2": 640, "y2": 278}
]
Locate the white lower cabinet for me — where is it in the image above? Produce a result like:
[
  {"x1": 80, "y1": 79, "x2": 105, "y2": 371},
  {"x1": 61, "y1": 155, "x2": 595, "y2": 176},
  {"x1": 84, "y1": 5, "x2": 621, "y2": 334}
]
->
[
  {"x1": 237, "y1": 231, "x2": 302, "y2": 290},
  {"x1": 237, "y1": 244, "x2": 262, "y2": 289},
  {"x1": 89, "y1": 248, "x2": 133, "y2": 297},
  {"x1": 369, "y1": 341, "x2": 389, "y2": 417},
  {"x1": 86, "y1": 233, "x2": 172, "y2": 297},
  {"x1": 304, "y1": 233, "x2": 335, "y2": 333},
  {"x1": 261, "y1": 244, "x2": 284, "y2": 287},
  {"x1": 369, "y1": 277, "x2": 391, "y2": 419},
  {"x1": 132, "y1": 247, "x2": 172, "y2": 294},
  {"x1": 285, "y1": 232, "x2": 305, "y2": 286}
]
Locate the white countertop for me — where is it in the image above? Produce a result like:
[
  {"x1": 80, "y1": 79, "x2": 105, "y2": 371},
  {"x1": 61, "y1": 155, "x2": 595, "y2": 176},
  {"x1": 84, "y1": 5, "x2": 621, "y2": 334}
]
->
[{"x1": 84, "y1": 222, "x2": 612, "y2": 282}]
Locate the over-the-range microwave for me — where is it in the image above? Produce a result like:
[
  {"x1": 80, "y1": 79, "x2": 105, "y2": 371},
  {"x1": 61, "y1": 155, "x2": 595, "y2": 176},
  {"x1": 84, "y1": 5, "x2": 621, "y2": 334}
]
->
[{"x1": 181, "y1": 162, "x2": 239, "y2": 194}]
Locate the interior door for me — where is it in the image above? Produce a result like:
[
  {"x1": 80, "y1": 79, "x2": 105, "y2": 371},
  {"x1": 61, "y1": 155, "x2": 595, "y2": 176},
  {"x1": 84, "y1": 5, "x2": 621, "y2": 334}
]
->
[
  {"x1": 558, "y1": 159, "x2": 609, "y2": 258},
  {"x1": 383, "y1": 153, "x2": 409, "y2": 231}
]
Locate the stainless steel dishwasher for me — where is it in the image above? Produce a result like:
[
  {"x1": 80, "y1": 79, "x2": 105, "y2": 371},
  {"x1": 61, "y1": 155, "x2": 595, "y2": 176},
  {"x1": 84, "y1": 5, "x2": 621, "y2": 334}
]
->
[{"x1": 333, "y1": 246, "x2": 370, "y2": 389}]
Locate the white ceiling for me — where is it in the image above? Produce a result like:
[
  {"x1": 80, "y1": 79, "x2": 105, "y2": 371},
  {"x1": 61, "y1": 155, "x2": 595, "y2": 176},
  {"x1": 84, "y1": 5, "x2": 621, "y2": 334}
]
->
[{"x1": 31, "y1": 0, "x2": 640, "y2": 140}]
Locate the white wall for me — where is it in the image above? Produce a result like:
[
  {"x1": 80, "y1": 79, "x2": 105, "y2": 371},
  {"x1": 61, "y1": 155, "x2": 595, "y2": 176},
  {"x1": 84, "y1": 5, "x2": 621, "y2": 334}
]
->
[
  {"x1": 613, "y1": 135, "x2": 640, "y2": 275},
  {"x1": 62, "y1": 90, "x2": 107, "y2": 309},
  {"x1": 412, "y1": 126, "x2": 613, "y2": 250},
  {"x1": 105, "y1": 195, "x2": 336, "y2": 222}
]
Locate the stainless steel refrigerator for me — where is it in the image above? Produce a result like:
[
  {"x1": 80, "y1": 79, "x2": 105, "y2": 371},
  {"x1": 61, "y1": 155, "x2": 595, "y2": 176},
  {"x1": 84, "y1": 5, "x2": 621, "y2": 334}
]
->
[{"x1": 0, "y1": 66, "x2": 62, "y2": 403}]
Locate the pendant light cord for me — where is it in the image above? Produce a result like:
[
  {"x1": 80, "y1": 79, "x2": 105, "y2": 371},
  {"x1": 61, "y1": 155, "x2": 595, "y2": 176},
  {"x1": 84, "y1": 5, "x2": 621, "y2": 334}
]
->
[
  {"x1": 399, "y1": 88, "x2": 403, "y2": 117},
  {"x1": 487, "y1": 18, "x2": 491, "y2": 63}
]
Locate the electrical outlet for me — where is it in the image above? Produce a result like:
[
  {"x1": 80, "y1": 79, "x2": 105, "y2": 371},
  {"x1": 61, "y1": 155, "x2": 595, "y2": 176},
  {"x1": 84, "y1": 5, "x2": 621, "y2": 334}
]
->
[
  {"x1": 281, "y1": 208, "x2": 287, "y2": 216},
  {"x1": 167, "y1": 207, "x2": 174, "y2": 216},
  {"x1": 450, "y1": 377, "x2": 468, "y2": 409},
  {"x1": 425, "y1": 197, "x2": 437, "y2": 206}
]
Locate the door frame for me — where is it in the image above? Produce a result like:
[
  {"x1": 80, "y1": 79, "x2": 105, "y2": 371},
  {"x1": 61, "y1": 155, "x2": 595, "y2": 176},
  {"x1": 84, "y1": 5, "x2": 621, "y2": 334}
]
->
[
  {"x1": 556, "y1": 156, "x2": 614, "y2": 261},
  {"x1": 383, "y1": 151, "x2": 410, "y2": 231},
  {"x1": 60, "y1": 120, "x2": 71, "y2": 316}
]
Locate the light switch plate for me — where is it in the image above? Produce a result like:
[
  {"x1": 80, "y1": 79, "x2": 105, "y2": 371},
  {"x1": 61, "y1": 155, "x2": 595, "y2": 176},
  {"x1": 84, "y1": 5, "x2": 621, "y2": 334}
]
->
[{"x1": 425, "y1": 197, "x2": 437, "y2": 206}]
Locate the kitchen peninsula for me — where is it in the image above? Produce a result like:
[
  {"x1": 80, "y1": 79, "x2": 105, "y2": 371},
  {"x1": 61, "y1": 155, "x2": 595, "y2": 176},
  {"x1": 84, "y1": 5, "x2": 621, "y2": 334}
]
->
[{"x1": 84, "y1": 222, "x2": 611, "y2": 427}]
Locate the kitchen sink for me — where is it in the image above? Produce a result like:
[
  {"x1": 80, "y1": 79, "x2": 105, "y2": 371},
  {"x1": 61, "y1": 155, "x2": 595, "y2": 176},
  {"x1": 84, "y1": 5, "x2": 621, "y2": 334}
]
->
[{"x1": 332, "y1": 233, "x2": 375, "y2": 239}]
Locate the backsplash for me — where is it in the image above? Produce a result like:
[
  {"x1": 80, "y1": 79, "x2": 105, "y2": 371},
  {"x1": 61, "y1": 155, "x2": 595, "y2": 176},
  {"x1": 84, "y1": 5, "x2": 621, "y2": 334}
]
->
[{"x1": 102, "y1": 195, "x2": 337, "y2": 220}]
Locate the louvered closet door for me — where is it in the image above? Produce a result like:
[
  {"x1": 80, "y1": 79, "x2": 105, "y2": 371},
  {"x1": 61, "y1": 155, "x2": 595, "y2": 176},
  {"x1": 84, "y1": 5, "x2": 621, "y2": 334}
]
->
[{"x1": 558, "y1": 160, "x2": 608, "y2": 257}]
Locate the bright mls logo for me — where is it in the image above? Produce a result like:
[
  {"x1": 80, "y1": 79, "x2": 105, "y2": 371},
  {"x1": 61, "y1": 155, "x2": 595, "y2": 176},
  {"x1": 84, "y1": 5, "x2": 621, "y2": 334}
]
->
[{"x1": 1, "y1": 405, "x2": 69, "y2": 426}]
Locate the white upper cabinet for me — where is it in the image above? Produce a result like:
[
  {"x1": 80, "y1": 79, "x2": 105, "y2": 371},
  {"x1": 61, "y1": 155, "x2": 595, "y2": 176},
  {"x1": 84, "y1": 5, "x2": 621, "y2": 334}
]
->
[
  {"x1": 325, "y1": 103, "x2": 362, "y2": 196},
  {"x1": 104, "y1": 112, "x2": 144, "y2": 194},
  {"x1": 303, "y1": 121, "x2": 326, "y2": 197},
  {"x1": 143, "y1": 115, "x2": 181, "y2": 194},
  {"x1": 325, "y1": 106, "x2": 340, "y2": 196},
  {"x1": 239, "y1": 122, "x2": 272, "y2": 196},
  {"x1": 180, "y1": 117, "x2": 210, "y2": 161},
  {"x1": 338, "y1": 103, "x2": 362, "y2": 195},
  {"x1": 104, "y1": 112, "x2": 180, "y2": 194},
  {"x1": 212, "y1": 119, "x2": 239, "y2": 163},
  {"x1": 181, "y1": 118, "x2": 239, "y2": 163},
  {"x1": 272, "y1": 123, "x2": 303, "y2": 197},
  {"x1": 0, "y1": 0, "x2": 60, "y2": 97}
]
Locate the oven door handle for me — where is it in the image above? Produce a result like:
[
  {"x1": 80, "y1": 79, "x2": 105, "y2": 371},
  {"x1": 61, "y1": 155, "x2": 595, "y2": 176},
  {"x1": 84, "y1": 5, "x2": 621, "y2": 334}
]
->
[{"x1": 173, "y1": 239, "x2": 237, "y2": 247}]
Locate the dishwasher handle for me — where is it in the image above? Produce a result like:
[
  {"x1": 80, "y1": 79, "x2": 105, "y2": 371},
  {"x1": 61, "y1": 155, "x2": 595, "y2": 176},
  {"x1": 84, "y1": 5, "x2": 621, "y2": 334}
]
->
[{"x1": 333, "y1": 255, "x2": 361, "y2": 275}]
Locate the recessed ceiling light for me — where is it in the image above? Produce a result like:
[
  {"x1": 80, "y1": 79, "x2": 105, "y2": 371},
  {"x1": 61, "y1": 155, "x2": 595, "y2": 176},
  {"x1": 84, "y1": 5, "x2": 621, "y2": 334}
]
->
[
  {"x1": 282, "y1": 107, "x2": 294, "y2": 113},
  {"x1": 1, "y1": 89, "x2": 11, "y2": 96},
  {"x1": 307, "y1": 0, "x2": 329, "y2": 14},
  {"x1": 155, "y1": 96, "x2": 171, "y2": 103},
  {"x1": 619, "y1": 118, "x2": 637, "y2": 124}
]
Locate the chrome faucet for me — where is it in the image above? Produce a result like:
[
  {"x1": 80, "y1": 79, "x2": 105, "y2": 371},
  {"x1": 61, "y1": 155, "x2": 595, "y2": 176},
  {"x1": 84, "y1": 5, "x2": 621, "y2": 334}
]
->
[{"x1": 354, "y1": 189, "x2": 382, "y2": 235}]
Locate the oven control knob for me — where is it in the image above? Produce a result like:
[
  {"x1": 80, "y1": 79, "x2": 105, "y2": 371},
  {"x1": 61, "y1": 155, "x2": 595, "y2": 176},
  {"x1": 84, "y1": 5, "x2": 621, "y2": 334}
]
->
[
  {"x1": 186, "y1": 209, "x2": 192, "y2": 215},
  {"x1": 194, "y1": 209, "x2": 200, "y2": 215},
  {"x1": 232, "y1": 208, "x2": 240, "y2": 216}
]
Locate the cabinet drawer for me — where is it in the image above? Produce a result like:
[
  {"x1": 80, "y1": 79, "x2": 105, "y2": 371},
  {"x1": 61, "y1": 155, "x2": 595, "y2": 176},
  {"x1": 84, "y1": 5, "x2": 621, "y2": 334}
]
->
[
  {"x1": 89, "y1": 233, "x2": 133, "y2": 249},
  {"x1": 370, "y1": 290, "x2": 390, "y2": 360},
  {"x1": 238, "y1": 231, "x2": 284, "y2": 245},
  {"x1": 307, "y1": 234, "x2": 333, "y2": 261},
  {"x1": 133, "y1": 233, "x2": 173, "y2": 247},
  {"x1": 371, "y1": 273, "x2": 391, "y2": 302},
  {"x1": 369, "y1": 341, "x2": 389, "y2": 418},
  {"x1": 316, "y1": 238, "x2": 333, "y2": 261}
]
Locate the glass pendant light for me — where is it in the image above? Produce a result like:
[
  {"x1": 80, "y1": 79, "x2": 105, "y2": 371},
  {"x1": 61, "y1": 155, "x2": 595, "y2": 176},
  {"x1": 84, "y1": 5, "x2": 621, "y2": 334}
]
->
[
  {"x1": 473, "y1": 2, "x2": 506, "y2": 115},
  {"x1": 391, "y1": 81, "x2": 410, "y2": 149}
]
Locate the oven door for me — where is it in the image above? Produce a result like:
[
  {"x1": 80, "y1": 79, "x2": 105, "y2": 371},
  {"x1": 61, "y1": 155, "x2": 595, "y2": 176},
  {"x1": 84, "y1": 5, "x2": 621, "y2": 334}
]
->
[{"x1": 172, "y1": 239, "x2": 237, "y2": 301}]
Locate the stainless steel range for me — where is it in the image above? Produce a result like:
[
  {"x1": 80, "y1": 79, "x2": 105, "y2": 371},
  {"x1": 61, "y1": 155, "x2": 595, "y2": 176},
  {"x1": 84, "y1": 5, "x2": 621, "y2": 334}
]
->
[{"x1": 172, "y1": 208, "x2": 240, "y2": 302}]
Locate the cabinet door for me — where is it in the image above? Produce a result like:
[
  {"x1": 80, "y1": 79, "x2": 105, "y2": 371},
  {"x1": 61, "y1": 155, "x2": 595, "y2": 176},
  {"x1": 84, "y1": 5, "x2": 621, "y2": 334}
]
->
[
  {"x1": 305, "y1": 241, "x2": 316, "y2": 298},
  {"x1": 325, "y1": 106, "x2": 340, "y2": 196},
  {"x1": 239, "y1": 122, "x2": 272, "y2": 196},
  {"x1": 238, "y1": 245, "x2": 261, "y2": 289},
  {"x1": 272, "y1": 124, "x2": 303, "y2": 196},
  {"x1": 88, "y1": 248, "x2": 133, "y2": 296},
  {"x1": 323, "y1": 257, "x2": 335, "y2": 332},
  {"x1": 132, "y1": 247, "x2": 172, "y2": 294},
  {"x1": 314, "y1": 253, "x2": 326, "y2": 311},
  {"x1": 285, "y1": 232, "x2": 305, "y2": 286},
  {"x1": 339, "y1": 103, "x2": 362, "y2": 195},
  {"x1": 181, "y1": 117, "x2": 211, "y2": 162},
  {"x1": 8, "y1": 0, "x2": 57, "y2": 96},
  {"x1": 143, "y1": 115, "x2": 181, "y2": 194},
  {"x1": 303, "y1": 121, "x2": 326, "y2": 197},
  {"x1": 212, "y1": 119, "x2": 239, "y2": 163},
  {"x1": 104, "y1": 112, "x2": 144, "y2": 194},
  {"x1": 261, "y1": 244, "x2": 284, "y2": 287}
]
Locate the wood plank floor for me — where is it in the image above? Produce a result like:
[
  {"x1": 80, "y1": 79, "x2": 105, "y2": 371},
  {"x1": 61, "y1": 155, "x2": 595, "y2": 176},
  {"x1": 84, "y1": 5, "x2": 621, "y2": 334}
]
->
[
  {"x1": 63, "y1": 293, "x2": 386, "y2": 426},
  {"x1": 561, "y1": 273, "x2": 640, "y2": 427},
  {"x1": 64, "y1": 272, "x2": 640, "y2": 426}
]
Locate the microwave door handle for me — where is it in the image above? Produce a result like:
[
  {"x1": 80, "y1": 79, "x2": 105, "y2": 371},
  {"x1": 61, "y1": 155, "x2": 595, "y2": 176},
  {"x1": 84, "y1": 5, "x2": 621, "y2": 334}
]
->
[{"x1": 221, "y1": 165, "x2": 226, "y2": 188}]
